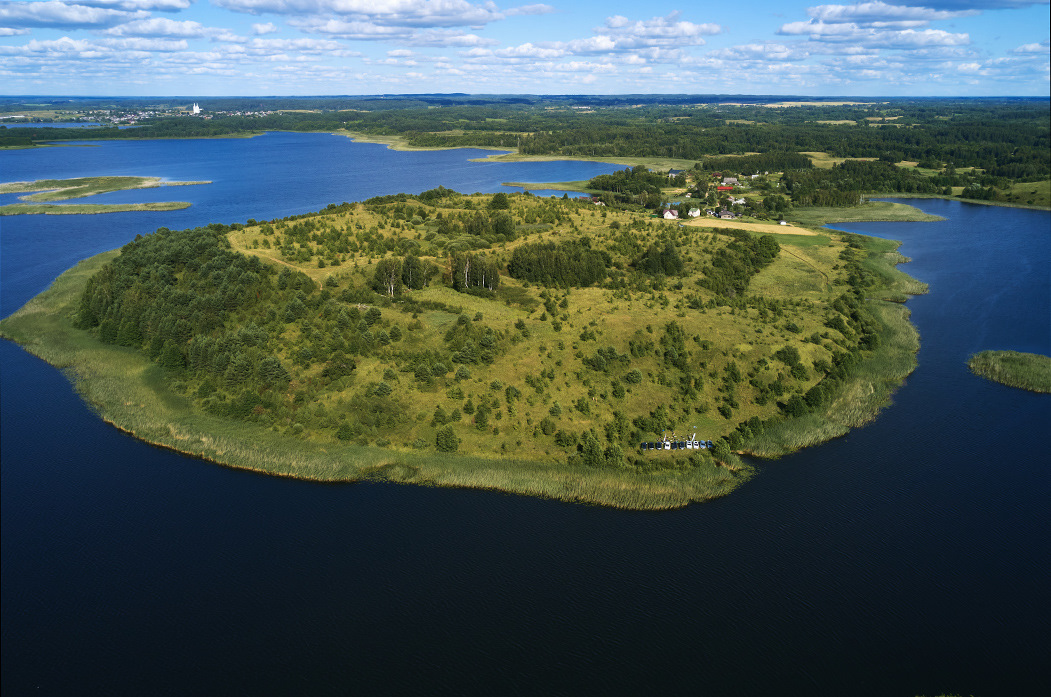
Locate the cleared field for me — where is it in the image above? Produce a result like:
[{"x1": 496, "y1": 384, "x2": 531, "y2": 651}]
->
[
  {"x1": 502, "y1": 180, "x2": 596, "y2": 193},
  {"x1": 682, "y1": 217, "x2": 818, "y2": 235},
  {"x1": 800, "y1": 151, "x2": 877, "y2": 169}
]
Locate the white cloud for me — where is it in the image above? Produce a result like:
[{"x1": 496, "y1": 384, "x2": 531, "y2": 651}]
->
[
  {"x1": 0, "y1": 35, "x2": 99, "y2": 55},
  {"x1": 709, "y1": 43, "x2": 810, "y2": 62},
  {"x1": 251, "y1": 22, "x2": 279, "y2": 35},
  {"x1": 0, "y1": 1, "x2": 148, "y2": 29},
  {"x1": 880, "y1": 0, "x2": 1049, "y2": 8},
  {"x1": 100, "y1": 35, "x2": 189, "y2": 50},
  {"x1": 247, "y1": 36, "x2": 352, "y2": 54},
  {"x1": 212, "y1": 0, "x2": 504, "y2": 29},
  {"x1": 291, "y1": 18, "x2": 405, "y2": 39},
  {"x1": 478, "y1": 10, "x2": 722, "y2": 69},
  {"x1": 104, "y1": 17, "x2": 212, "y2": 37},
  {"x1": 779, "y1": 20, "x2": 969, "y2": 48},
  {"x1": 807, "y1": 1, "x2": 979, "y2": 24},
  {"x1": 504, "y1": 3, "x2": 554, "y2": 16},
  {"x1": 74, "y1": 0, "x2": 192, "y2": 10},
  {"x1": 1011, "y1": 39, "x2": 1050, "y2": 54},
  {"x1": 405, "y1": 29, "x2": 499, "y2": 46},
  {"x1": 492, "y1": 41, "x2": 565, "y2": 59},
  {"x1": 0, "y1": 27, "x2": 32, "y2": 36},
  {"x1": 594, "y1": 12, "x2": 721, "y2": 47},
  {"x1": 878, "y1": 27, "x2": 970, "y2": 47}
]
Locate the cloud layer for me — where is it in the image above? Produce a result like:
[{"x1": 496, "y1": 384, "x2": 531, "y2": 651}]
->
[{"x1": 1, "y1": 0, "x2": 1047, "y2": 94}]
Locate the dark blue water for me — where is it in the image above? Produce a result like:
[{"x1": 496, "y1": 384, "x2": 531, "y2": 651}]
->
[{"x1": 3, "y1": 140, "x2": 1049, "y2": 696}]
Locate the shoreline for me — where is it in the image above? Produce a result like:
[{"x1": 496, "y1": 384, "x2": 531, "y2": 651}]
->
[
  {"x1": 875, "y1": 192, "x2": 1051, "y2": 212},
  {"x1": 7, "y1": 127, "x2": 1048, "y2": 212}
]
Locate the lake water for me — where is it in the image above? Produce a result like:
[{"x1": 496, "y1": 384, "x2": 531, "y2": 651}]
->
[{"x1": 2, "y1": 137, "x2": 1049, "y2": 696}]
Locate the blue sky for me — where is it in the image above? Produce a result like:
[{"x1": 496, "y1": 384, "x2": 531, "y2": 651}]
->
[{"x1": 1, "y1": 0, "x2": 1048, "y2": 95}]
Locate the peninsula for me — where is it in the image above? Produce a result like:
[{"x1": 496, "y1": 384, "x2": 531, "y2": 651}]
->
[
  {"x1": 0, "y1": 187, "x2": 926, "y2": 509},
  {"x1": 0, "y1": 176, "x2": 209, "y2": 215}
]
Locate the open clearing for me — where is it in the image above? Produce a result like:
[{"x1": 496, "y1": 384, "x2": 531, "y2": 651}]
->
[{"x1": 681, "y1": 217, "x2": 818, "y2": 235}]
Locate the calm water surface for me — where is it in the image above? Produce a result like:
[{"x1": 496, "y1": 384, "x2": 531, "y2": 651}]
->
[{"x1": 2, "y1": 139, "x2": 1049, "y2": 696}]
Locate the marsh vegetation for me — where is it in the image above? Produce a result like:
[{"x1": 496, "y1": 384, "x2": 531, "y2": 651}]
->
[{"x1": 968, "y1": 350, "x2": 1051, "y2": 393}]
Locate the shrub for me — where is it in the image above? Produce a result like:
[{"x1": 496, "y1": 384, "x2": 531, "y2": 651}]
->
[{"x1": 436, "y1": 425, "x2": 459, "y2": 452}]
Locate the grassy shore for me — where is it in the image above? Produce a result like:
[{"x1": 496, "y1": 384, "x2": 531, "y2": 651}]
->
[
  {"x1": 744, "y1": 235, "x2": 925, "y2": 456},
  {"x1": 503, "y1": 180, "x2": 597, "y2": 193},
  {"x1": 967, "y1": 350, "x2": 1051, "y2": 393},
  {"x1": 785, "y1": 201, "x2": 944, "y2": 226},
  {"x1": 0, "y1": 253, "x2": 750, "y2": 510},
  {"x1": 335, "y1": 131, "x2": 701, "y2": 170}
]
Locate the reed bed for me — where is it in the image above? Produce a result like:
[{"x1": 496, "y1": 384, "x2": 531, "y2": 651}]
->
[{"x1": 968, "y1": 350, "x2": 1051, "y2": 393}]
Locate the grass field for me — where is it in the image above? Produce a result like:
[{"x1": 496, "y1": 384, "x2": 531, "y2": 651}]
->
[
  {"x1": 503, "y1": 180, "x2": 597, "y2": 193},
  {"x1": 800, "y1": 151, "x2": 878, "y2": 169},
  {"x1": 786, "y1": 201, "x2": 944, "y2": 226},
  {"x1": 967, "y1": 350, "x2": 1051, "y2": 393},
  {"x1": 1001, "y1": 179, "x2": 1051, "y2": 208},
  {"x1": 683, "y1": 217, "x2": 818, "y2": 236}
]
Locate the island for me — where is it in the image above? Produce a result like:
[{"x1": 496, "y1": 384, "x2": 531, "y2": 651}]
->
[
  {"x1": 968, "y1": 350, "x2": 1051, "y2": 393},
  {"x1": 0, "y1": 176, "x2": 210, "y2": 215},
  {"x1": 0, "y1": 185, "x2": 927, "y2": 509}
]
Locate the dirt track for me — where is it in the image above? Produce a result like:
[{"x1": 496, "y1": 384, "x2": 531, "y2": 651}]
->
[{"x1": 680, "y1": 217, "x2": 818, "y2": 235}]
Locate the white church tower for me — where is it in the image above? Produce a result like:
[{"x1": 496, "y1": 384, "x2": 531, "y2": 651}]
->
[{"x1": 192, "y1": 103, "x2": 201, "y2": 115}]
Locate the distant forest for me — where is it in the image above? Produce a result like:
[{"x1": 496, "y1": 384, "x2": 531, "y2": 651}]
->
[{"x1": 3, "y1": 96, "x2": 1048, "y2": 188}]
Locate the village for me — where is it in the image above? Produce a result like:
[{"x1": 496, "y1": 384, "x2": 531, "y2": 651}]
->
[{"x1": 578, "y1": 167, "x2": 791, "y2": 225}]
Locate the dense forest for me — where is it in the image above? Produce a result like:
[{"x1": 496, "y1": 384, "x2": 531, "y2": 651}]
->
[
  {"x1": 4, "y1": 98, "x2": 1048, "y2": 185},
  {"x1": 782, "y1": 160, "x2": 941, "y2": 206}
]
